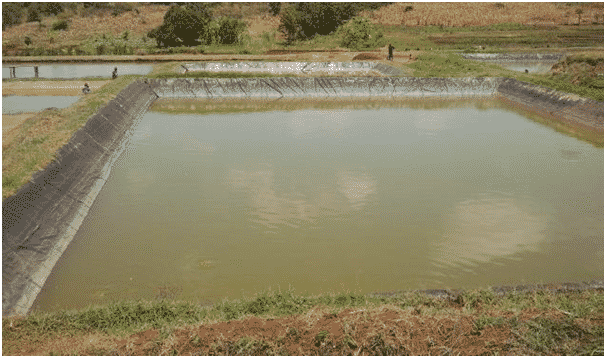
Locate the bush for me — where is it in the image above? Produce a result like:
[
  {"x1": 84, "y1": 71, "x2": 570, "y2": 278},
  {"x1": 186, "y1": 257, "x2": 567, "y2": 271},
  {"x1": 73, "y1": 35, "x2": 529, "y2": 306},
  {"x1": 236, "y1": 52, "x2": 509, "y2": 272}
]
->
[
  {"x1": 27, "y1": 6, "x2": 41, "y2": 22},
  {"x1": 3, "y1": 3, "x2": 24, "y2": 30},
  {"x1": 42, "y1": 3, "x2": 65, "y2": 16},
  {"x1": 148, "y1": 3, "x2": 212, "y2": 47},
  {"x1": 51, "y1": 19, "x2": 68, "y2": 31},
  {"x1": 278, "y1": 3, "x2": 389, "y2": 44},
  {"x1": 112, "y1": 3, "x2": 133, "y2": 17},
  {"x1": 340, "y1": 17, "x2": 384, "y2": 50},
  {"x1": 208, "y1": 17, "x2": 247, "y2": 45},
  {"x1": 268, "y1": 2, "x2": 281, "y2": 16},
  {"x1": 24, "y1": 36, "x2": 32, "y2": 46}
]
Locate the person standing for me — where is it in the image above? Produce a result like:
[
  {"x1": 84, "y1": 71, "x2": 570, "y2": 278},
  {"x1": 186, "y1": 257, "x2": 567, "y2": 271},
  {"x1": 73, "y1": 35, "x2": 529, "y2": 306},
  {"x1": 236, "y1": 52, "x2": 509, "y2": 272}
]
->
[
  {"x1": 388, "y1": 43, "x2": 395, "y2": 61},
  {"x1": 112, "y1": 67, "x2": 118, "y2": 79}
]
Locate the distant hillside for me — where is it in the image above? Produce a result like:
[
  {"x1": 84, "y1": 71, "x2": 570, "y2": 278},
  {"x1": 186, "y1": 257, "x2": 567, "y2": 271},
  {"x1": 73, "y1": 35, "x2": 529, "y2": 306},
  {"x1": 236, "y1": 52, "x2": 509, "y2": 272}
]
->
[{"x1": 2, "y1": 2, "x2": 603, "y2": 56}]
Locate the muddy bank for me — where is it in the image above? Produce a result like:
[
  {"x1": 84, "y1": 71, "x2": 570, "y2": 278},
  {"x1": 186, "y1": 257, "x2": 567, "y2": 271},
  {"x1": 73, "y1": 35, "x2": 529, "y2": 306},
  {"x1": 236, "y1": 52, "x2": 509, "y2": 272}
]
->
[
  {"x1": 3, "y1": 75, "x2": 603, "y2": 318},
  {"x1": 370, "y1": 279, "x2": 604, "y2": 300}
]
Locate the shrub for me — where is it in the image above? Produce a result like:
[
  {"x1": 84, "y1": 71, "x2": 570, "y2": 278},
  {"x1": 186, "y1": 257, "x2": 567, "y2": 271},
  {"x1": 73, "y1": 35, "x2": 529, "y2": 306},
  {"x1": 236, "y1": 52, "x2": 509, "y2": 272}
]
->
[
  {"x1": 278, "y1": 5, "x2": 302, "y2": 44},
  {"x1": 148, "y1": 3, "x2": 212, "y2": 47},
  {"x1": 27, "y1": 6, "x2": 41, "y2": 22},
  {"x1": 278, "y1": 3, "x2": 388, "y2": 44},
  {"x1": 214, "y1": 17, "x2": 247, "y2": 44},
  {"x1": 51, "y1": 19, "x2": 68, "y2": 31},
  {"x1": 3, "y1": 3, "x2": 24, "y2": 30},
  {"x1": 112, "y1": 2, "x2": 134, "y2": 17},
  {"x1": 268, "y1": 2, "x2": 281, "y2": 16},
  {"x1": 24, "y1": 36, "x2": 32, "y2": 46},
  {"x1": 340, "y1": 17, "x2": 385, "y2": 51},
  {"x1": 42, "y1": 3, "x2": 65, "y2": 16}
]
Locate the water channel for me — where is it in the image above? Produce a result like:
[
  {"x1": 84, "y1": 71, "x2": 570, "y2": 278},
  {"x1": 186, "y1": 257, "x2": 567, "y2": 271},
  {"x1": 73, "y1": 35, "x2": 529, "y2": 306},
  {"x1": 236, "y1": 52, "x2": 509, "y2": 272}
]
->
[
  {"x1": 2, "y1": 63, "x2": 153, "y2": 79},
  {"x1": 31, "y1": 98, "x2": 604, "y2": 312}
]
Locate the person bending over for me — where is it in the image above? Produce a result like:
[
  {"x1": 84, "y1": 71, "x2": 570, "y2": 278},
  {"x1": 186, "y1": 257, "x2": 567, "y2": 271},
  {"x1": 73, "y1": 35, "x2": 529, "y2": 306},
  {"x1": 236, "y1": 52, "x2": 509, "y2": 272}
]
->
[{"x1": 82, "y1": 83, "x2": 91, "y2": 94}]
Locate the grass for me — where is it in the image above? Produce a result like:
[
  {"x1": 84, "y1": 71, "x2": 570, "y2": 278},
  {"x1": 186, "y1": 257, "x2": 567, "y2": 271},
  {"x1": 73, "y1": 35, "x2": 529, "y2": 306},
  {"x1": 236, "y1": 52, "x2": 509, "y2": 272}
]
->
[{"x1": 3, "y1": 287, "x2": 603, "y2": 355}]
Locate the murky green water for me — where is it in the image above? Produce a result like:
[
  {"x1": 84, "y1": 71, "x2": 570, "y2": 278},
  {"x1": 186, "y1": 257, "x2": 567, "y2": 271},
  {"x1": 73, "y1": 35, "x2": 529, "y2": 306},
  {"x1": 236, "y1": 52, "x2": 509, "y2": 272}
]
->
[{"x1": 32, "y1": 99, "x2": 604, "y2": 312}]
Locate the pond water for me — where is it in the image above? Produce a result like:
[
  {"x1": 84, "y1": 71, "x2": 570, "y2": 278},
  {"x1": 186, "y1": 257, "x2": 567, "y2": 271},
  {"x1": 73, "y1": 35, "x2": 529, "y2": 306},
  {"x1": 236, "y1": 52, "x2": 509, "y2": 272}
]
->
[
  {"x1": 498, "y1": 62, "x2": 557, "y2": 74},
  {"x1": 2, "y1": 64, "x2": 152, "y2": 79},
  {"x1": 31, "y1": 99, "x2": 604, "y2": 312},
  {"x1": 2, "y1": 95, "x2": 80, "y2": 114}
]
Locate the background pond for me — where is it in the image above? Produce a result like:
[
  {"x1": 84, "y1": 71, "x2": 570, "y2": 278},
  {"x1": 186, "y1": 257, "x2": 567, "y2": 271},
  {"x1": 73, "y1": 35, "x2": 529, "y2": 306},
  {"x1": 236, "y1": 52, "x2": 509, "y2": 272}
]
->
[
  {"x1": 2, "y1": 95, "x2": 80, "y2": 114},
  {"x1": 2, "y1": 63, "x2": 152, "y2": 79}
]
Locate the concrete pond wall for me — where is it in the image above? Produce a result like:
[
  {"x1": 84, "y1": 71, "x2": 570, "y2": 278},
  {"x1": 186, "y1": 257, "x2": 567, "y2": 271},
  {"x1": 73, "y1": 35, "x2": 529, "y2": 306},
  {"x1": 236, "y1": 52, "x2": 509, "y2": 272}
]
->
[
  {"x1": 459, "y1": 53, "x2": 565, "y2": 74},
  {"x1": 2, "y1": 73, "x2": 603, "y2": 317},
  {"x1": 181, "y1": 61, "x2": 402, "y2": 76}
]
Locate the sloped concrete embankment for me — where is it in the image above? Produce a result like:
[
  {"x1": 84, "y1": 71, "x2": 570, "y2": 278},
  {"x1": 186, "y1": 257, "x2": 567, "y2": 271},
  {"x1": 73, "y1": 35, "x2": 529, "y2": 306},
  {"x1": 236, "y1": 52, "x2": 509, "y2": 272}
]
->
[
  {"x1": 149, "y1": 77, "x2": 500, "y2": 99},
  {"x1": 181, "y1": 62, "x2": 402, "y2": 76},
  {"x1": 2, "y1": 80, "x2": 158, "y2": 317},
  {"x1": 459, "y1": 53, "x2": 564, "y2": 62},
  {"x1": 497, "y1": 78, "x2": 604, "y2": 131}
]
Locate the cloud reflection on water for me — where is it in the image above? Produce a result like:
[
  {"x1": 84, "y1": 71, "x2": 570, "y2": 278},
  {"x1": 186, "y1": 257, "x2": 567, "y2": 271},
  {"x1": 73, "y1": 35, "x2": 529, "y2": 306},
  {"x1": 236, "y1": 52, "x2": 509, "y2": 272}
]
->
[{"x1": 432, "y1": 192, "x2": 550, "y2": 270}]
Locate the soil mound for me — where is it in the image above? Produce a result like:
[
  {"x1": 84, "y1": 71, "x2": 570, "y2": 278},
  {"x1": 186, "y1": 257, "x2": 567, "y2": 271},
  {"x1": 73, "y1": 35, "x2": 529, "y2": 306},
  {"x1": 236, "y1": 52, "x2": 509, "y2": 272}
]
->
[{"x1": 352, "y1": 53, "x2": 381, "y2": 60}]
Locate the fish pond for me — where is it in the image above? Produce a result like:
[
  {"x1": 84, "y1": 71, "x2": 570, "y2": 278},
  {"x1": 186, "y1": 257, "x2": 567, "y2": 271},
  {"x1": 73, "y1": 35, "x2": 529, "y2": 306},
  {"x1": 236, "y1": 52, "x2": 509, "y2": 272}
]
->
[
  {"x1": 31, "y1": 98, "x2": 604, "y2": 312},
  {"x1": 2, "y1": 63, "x2": 153, "y2": 79},
  {"x1": 2, "y1": 95, "x2": 80, "y2": 114}
]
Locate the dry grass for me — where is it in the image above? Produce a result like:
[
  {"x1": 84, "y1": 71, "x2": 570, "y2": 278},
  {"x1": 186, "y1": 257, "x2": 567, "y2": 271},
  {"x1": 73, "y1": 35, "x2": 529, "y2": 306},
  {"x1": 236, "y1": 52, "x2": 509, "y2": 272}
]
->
[
  {"x1": 2, "y1": 4, "x2": 167, "y2": 50},
  {"x1": 362, "y1": 2, "x2": 604, "y2": 27}
]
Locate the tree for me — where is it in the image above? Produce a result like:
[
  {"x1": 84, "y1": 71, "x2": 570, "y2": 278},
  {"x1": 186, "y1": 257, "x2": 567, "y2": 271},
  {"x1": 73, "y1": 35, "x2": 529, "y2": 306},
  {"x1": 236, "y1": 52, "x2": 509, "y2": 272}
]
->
[
  {"x1": 278, "y1": 2, "x2": 391, "y2": 44},
  {"x1": 268, "y1": 2, "x2": 281, "y2": 16},
  {"x1": 3, "y1": 3, "x2": 24, "y2": 30},
  {"x1": 148, "y1": 4, "x2": 212, "y2": 47}
]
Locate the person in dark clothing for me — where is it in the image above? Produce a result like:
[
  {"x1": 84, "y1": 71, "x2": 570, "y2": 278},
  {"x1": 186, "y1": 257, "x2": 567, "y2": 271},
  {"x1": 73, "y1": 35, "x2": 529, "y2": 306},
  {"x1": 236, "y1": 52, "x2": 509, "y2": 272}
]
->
[
  {"x1": 112, "y1": 67, "x2": 118, "y2": 79},
  {"x1": 388, "y1": 43, "x2": 395, "y2": 61},
  {"x1": 82, "y1": 83, "x2": 91, "y2": 94}
]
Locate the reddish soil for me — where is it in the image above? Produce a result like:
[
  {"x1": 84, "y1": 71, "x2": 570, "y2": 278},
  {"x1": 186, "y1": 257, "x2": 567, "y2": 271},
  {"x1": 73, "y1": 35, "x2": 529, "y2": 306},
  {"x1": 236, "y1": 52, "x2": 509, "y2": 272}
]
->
[{"x1": 5, "y1": 304, "x2": 601, "y2": 356}]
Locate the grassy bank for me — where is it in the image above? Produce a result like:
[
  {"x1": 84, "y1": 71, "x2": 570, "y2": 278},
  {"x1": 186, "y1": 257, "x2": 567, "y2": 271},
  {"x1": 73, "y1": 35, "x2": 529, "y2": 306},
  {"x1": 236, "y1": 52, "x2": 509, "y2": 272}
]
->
[
  {"x1": 3, "y1": 286, "x2": 603, "y2": 355},
  {"x1": 2, "y1": 75, "x2": 140, "y2": 199}
]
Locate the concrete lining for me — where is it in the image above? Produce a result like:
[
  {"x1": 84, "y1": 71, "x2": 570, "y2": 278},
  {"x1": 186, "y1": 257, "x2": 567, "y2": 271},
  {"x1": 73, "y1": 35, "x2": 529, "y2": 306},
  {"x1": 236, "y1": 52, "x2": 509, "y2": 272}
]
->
[
  {"x1": 459, "y1": 53, "x2": 564, "y2": 62},
  {"x1": 181, "y1": 61, "x2": 402, "y2": 76},
  {"x1": 2, "y1": 74, "x2": 603, "y2": 317},
  {"x1": 2, "y1": 79, "x2": 158, "y2": 317}
]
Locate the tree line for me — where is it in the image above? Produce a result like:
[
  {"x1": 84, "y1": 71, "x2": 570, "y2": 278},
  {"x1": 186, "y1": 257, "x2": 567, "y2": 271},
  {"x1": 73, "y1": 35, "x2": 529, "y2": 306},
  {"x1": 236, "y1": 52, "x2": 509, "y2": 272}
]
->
[{"x1": 3, "y1": 2, "x2": 391, "y2": 50}]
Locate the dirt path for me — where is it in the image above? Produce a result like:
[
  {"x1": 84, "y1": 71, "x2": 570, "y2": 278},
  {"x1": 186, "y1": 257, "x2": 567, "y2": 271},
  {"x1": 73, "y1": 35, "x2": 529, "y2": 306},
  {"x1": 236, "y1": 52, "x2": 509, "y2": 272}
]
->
[{"x1": 2, "y1": 80, "x2": 110, "y2": 96}]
